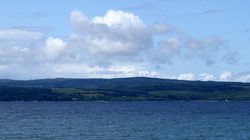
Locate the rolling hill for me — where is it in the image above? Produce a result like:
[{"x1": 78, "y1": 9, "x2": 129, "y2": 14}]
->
[{"x1": 0, "y1": 77, "x2": 250, "y2": 101}]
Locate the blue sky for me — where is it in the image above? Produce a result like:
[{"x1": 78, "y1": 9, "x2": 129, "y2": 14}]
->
[{"x1": 0, "y1": 0, "x2": 250, "y2": 81}]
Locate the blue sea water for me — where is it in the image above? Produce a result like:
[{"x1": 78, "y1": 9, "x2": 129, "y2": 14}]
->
[{"x1": 1, "y1": 101, "x2": 250, "y2": 140}]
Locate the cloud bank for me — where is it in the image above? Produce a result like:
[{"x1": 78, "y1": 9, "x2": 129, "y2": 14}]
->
[{"x1": 0, "y1": 9, "x2": 246, "y2": 81}]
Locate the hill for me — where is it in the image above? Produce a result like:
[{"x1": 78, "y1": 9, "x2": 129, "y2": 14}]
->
[{"x1": 0, "y1": 77, "x2": 250, "y2": 101}]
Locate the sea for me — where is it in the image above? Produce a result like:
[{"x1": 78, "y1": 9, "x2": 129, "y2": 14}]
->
[{"x1": 1, "y1": 101, "x2": 250, "y2": 140}]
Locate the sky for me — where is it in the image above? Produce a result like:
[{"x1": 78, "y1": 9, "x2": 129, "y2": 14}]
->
[{"x1": 0, "y1": 0, "x2": 250, "y2": 82}]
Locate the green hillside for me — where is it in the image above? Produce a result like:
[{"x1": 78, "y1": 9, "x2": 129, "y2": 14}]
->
[{"x1": 0, "y1": 77, "x2": 250, "y2": 101}]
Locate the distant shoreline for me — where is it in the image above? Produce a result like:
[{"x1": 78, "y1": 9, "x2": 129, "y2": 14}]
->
[{"x1": 1, "y1": 77, "x2": 250, "y2": 101}]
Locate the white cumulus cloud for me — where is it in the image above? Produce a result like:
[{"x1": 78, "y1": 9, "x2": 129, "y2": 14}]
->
[
  {"x1": 70, "y1": 10, "x2": 89, "y2": 30},
  {"x1": 92, "y1": 10, "x2": 145, "y2": 29},
  {"x1": 199, "y1": 73, "x2": 215, "y2": 81},
  {"x1": 42, "y1": 37, "x2": 68, "y2": 60},
  {"x1": 237, "y1": 74, "x2": 250, "y2": 82},
  {"x1": 219, "y1": 71, "x2": 232, "y2": 81},
  {"x1": 177, "y1": 73, "x2": 195, "y2": 80},
  {"x1": 69, "y1": 9, "x2": 153, "y2": 59}
]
